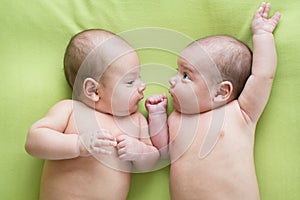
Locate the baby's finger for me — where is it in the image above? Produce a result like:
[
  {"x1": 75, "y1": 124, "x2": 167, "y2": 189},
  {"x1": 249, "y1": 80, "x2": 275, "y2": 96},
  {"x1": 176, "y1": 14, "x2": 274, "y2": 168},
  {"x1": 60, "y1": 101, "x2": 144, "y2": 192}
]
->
[
  {"x1": 118, "y1": 154, "x2": 127, "y2": 161},
  {"x1": 147, "y1": 96, "x2": 158, "y2": 104},
  {"x1": 162, "y1": 95, "x2": 168, "y2": 102},
  {"x1": 263, "y1": 3, "x2": 270, "y2": 18},
  {"x1": 116, "y1": 134, "x2": 128, "y2": 143},
  {"x1": 94, "y1": 139, "x2": 117, "y2": 147},
  {"x1": 253, "y1": 9, "x2": 260, "y2": 21},
  {"x1": 258, "y1": 2, "x2": 265, "y2": 16},
  {"x1": 161, "y1": 93, "x2": 167, "y2": 99},
  {"x1": 271, "y1": 12, "x2": 281, "y2": 24},
  {"x1": 92, "y1": 147, "x2": 112, "y2": 155},
  {"x1": 148, "y1": 94, "x2": 163, "y2": 103},
  {"x1": 117, "y1": 147, "x2": 126, "y2": 155},
  {"x1": 116, "y1": 140, "x2": 127, "y2": 149},
  {"x1": 118, "y1": 153, "x2": 133, "y2": 161},
  {"x1": 96, "y1": 130, "x2": 114, "y2": 140}
]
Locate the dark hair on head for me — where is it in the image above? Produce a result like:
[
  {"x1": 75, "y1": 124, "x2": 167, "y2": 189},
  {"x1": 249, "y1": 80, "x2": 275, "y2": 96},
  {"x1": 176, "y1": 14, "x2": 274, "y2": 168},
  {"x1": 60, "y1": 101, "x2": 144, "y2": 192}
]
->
[{"x1": 194, "y1": 35, "x2": 252, "y2": 99}]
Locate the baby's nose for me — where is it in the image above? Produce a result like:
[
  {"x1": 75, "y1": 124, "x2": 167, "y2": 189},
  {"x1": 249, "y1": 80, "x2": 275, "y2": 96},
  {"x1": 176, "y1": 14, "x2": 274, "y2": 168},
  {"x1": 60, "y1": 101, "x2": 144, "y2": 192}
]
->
[
  {"x1": 169, "y1": 76, "x2": 177, "y2": 88},
  {"x1": 138, "y1": 82, "x2": 146, "y2": 93}
]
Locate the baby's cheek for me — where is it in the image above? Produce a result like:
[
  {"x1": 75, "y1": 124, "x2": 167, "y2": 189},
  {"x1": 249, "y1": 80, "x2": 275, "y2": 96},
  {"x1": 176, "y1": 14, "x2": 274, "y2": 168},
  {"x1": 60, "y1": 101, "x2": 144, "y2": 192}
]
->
[
  {"x1": 110, "y1": 86, "x2": 135, "y2": 115},
  {"x1": 174, "y1": 85, "x2": 200, "y2": 114}
]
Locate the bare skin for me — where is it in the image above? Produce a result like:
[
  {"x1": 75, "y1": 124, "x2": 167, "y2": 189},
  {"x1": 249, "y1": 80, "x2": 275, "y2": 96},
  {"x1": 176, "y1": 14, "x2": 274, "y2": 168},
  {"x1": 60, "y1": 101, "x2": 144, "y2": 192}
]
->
[
  {"x1": 25, "y1": 31, "x2": 159, "y2": 200},
  {"x1": 36, "y1": 100, "x2": 132, "y2": 200},
  {"x1": 148, "y1": 3, "x2": 281, "y2": 199},
  {"x1": 34, "y1": 100, "x2": 156, "y2": 200}
]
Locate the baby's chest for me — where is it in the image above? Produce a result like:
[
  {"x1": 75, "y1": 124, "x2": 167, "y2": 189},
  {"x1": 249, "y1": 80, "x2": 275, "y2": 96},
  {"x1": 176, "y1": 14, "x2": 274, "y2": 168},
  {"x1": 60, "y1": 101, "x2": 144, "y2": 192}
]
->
[
  {"x1": 67, "y1": 113, "x2": 141, "y2": 138},
  {"x1": 170, "y1": 113, "x2": 254, "y2": 160},
  {"x1": 99, "y1": 116, "x2": 141, "y2": 138}
]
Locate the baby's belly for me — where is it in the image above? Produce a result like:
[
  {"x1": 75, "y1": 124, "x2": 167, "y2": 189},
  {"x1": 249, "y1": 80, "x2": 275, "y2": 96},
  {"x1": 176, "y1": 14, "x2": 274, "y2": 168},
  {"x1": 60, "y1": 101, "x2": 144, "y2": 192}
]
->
[
  {"x1": 170, "y1": 142, "x2": 260, "y2": 200},
  {"x1": 39, "y1": 156, "x2": 131, "y2": 200}
]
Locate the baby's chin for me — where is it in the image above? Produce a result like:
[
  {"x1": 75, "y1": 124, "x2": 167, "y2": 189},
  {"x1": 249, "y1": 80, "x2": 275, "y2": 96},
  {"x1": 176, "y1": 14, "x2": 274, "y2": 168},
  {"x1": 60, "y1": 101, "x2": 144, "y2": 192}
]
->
[
  {"x1": 175, "y1": 108, "x2": 201, "y2": 115},
  {"x1": 171, "y1": 99, "x2": 199, "y2": 114},
  {"x1": 111, "y1": 110, "x2": 136, "y2": 117},
  {"x1": 110, "y1": 106, "x2": 139, "y2": 117},
  {"x1": 178, "y1": 105, "x2": 217, "y2": 114},
  {"x1": 172, "y1": 104, "x2": 200, "y2": 114}
]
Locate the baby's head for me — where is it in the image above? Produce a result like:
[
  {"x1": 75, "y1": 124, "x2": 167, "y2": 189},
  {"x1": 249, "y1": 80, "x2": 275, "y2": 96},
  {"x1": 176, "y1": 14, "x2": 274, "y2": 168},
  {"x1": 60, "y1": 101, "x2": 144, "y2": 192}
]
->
[
  {"x1": 64, "y1": 29, "x2": 145, "y2": 116},
  {"x1": 194, "y1": 35, "x2": 252, "y2": 99},
  {"x1": 169, "y1": 35, "x2": 252, "y2": 114},
  {"x1": 64, "y1": 29, "x2": 125, "y2": 89}
]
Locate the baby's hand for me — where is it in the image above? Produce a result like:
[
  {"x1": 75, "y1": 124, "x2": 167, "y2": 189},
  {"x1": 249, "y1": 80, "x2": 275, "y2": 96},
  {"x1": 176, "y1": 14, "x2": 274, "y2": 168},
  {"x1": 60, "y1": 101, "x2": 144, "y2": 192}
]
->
[
  {"x1": 116, "y1": 134, "x2": 146, "y2": 161},
  {"x1": 252, "y1": 2, "x2": 281, "y2": 35},
  {"x1": 145, "y1": 94, "x2": 168, "y2": 114},
  {"x1": 80, "y1": 129, "x2": 117, "y2": 156}
]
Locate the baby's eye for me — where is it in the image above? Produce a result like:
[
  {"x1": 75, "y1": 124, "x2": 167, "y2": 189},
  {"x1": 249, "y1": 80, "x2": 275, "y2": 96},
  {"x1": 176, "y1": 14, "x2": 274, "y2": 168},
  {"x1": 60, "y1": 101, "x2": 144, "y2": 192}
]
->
[
  {"x1": 183, "y1": 72, "x2": 190, "y2": 80},
  {"x1": 127, "y1": 80, "x2": 134, "y2": 85}
]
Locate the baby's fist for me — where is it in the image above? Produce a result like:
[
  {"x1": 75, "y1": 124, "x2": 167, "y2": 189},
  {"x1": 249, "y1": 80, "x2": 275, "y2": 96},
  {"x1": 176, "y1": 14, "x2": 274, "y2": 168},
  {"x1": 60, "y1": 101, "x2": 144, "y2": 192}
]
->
[{"x1": 145, "y1": 94, "x2": 168, "y2": 114}]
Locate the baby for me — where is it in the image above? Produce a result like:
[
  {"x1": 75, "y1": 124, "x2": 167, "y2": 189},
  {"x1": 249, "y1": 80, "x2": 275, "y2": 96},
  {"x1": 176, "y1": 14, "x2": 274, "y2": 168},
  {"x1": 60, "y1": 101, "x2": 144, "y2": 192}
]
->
[
  {"x1": 147, "y1": 2, "x2": 281, "y2": 199},
  {"x1": 25, "y1": 29, "x2": 159, "y2": 200}
]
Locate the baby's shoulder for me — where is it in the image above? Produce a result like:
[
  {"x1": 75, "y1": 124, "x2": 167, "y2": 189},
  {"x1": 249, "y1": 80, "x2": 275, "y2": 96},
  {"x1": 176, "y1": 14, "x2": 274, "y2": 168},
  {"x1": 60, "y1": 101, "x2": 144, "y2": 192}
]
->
[
  {"x1": 225, "y1": 100, "x2": 253, "y2": 125},
  {"x1": 53, "y1": 99, "x2": 73, "y2": 106},
  {"x1": 52, "y1": 99, "x2": 97, "y2": 119},
  {"x1": 46, "y1": 99, "x2": 75, "y2": 114},
  {"x1": 54, "y1": 99, "x2": 87, "y2": 108}
]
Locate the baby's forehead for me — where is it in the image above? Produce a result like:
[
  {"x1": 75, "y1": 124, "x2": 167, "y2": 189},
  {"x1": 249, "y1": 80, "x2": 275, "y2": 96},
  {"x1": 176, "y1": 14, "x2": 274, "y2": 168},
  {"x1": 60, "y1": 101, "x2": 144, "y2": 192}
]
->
[
  {"x1": 179, "y1": 44, "x2": 222, "y2": 82},
  {"x1": 179, "y1": 44, "x2": 213, "y2": 69}
]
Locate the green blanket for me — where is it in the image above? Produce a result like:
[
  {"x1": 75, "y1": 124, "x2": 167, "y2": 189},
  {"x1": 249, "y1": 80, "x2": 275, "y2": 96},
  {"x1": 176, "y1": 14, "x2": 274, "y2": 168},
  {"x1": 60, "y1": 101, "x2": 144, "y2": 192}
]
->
[{"x1": 1, "y1": 0, "x2": 299, "y2": 199}]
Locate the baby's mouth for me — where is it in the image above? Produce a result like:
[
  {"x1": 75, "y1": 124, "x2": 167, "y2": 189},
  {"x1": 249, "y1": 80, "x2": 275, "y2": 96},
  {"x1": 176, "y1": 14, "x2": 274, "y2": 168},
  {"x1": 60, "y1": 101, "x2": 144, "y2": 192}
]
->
[
  {"x1": 169, "y1": 90, "x2": 178, "y2": 104},
  {"x1": 168, "y1": 89, "x2": 174, "y2": 97},
  {"x1": 139, "y1": 95, "x2": 144, "y2": 101}
]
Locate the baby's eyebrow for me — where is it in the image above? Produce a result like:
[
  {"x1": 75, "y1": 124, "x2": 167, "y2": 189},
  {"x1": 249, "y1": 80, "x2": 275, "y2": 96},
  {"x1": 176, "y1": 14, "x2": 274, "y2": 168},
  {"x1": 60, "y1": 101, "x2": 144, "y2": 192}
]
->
[
  {"x1": 124, "y1": 71, "x2": 139, "y2": 78},
  {"x1": 181, "y1": 65, "x2": 195, "y2": 73}
]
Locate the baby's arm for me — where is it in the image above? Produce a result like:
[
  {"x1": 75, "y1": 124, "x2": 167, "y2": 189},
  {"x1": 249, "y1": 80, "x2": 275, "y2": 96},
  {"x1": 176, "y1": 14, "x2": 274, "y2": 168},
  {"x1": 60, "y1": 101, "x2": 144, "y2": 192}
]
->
[
  {"x1": 238, "y1": 2, "x2": 281, "y2": 123},
  {"x1": 25, "y1": 100, "x2": 116, "y2": 160},
  {"x1": 116, "y1": 114, "x2": 159, "y2": 172},
  {"x1": 145, "y1": 94, "x2": 169, "y2": 158}
]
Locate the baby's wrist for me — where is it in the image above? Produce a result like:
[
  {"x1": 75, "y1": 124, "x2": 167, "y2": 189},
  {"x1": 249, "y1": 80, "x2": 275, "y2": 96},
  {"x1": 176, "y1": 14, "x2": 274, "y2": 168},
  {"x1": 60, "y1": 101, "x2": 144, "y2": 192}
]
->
[
  {"x1": 252, "y1": 33, "x2": 275, "y2": 43},
  {"x1": 136, "y1": 142, "x2": 149, "y2": 161},
  {"x1": 148, "y1": 110, "x2": 167, "y2": 118},
  {"x1": 147, "y1": 106, "x2": 167, "y2": 115},
  {"x1": 148, "y1": 111, "x2": 167, "y2": 126},
  {"x1": 77, "y1": 137, "x2": 90, "y2": 157},
  {"x1": 252, "y1": 31, "x2": 274, "y2": 37}
]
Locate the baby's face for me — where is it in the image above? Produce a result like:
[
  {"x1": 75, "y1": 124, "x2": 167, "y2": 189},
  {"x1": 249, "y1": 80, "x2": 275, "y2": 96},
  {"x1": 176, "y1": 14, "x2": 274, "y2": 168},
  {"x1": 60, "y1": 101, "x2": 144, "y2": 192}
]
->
[
  {"x1": 169, "y1": 46, "x2": 220, "y2": 114},
  {"x1": 99, "y1": 51, "x2": 145, "y2": 116}
]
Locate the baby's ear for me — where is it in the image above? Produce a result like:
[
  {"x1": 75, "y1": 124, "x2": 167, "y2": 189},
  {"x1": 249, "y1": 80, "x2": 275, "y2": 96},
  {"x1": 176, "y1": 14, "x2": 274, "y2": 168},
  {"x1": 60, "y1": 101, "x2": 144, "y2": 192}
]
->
[
  {"x1": 213, "y1": 81, "x2": 233, "y2": 103},
  {"x1": 83, "y1": 78, "x2": 100, "y2": 102}
]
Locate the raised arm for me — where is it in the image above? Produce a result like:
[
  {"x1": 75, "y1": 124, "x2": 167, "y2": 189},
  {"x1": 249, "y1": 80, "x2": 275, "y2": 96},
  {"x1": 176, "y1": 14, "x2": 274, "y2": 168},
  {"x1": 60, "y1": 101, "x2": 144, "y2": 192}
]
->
[{"x1": 238, "y1": 2, "x2": 281, "y2": 123}]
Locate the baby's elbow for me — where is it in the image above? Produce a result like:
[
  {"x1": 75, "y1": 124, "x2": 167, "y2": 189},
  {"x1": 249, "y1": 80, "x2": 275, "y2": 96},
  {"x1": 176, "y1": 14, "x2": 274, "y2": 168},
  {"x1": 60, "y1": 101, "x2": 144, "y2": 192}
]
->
[
  {"x1": 24, "y1": 135, "x2": 33, "y2": 156},
  {"x1": 24, "y1": 127, "x2": 37, "y2": 156},
  {"x1": 24, "y1": 140, "x2": 33, "y2": 156}
]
